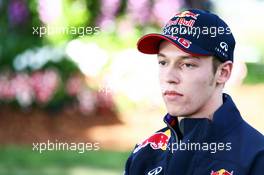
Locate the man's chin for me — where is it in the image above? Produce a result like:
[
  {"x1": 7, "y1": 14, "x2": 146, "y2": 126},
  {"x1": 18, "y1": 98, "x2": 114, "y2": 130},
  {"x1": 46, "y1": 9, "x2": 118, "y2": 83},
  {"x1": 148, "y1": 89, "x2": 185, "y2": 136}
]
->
[
  {"x1": 168, "y1": 110, "x2": 199, "y2": 118},
  {"x1": 167, "y1": 109, "x2": 192, "y2": 117},
  {"x1": 167, "y1": 111, "x2": 182, "y2": 117}
]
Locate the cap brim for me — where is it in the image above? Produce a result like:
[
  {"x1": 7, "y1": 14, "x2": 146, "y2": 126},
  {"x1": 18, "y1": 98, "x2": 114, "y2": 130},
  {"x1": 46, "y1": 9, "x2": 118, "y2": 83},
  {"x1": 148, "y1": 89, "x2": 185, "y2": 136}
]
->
[{"x1": 137, "y1": 33, "x2": 212, "y2": 56}]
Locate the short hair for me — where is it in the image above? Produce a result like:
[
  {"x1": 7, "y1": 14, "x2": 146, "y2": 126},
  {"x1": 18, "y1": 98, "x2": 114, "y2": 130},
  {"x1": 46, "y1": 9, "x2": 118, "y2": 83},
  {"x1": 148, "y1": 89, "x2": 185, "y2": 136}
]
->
[{"x1": 212, "y1": 56, "x2": 222, "y2": 74}]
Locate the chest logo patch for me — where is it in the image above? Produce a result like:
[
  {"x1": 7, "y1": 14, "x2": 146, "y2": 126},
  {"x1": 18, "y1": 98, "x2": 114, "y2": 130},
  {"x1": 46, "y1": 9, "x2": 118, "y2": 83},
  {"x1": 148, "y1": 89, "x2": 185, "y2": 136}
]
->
[
  {"x1": 148, "y1": 166, "x2": 162, "y2": 175},
  {"x1": 133, "y1": 130, "x2": 171, "y2": 153},
  {"x1": 211, "y1": 169, "x2": 233, "y2": 175}
]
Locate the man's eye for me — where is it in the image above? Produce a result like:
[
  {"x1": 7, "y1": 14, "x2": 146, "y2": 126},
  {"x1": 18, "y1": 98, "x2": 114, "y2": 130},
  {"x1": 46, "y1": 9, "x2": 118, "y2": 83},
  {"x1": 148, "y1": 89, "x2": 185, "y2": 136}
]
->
[
  {"x1": 182, "y1": 63, "x2": 196, "y2": 68},
  {"x1": 158, "y1": 61, "x2": 167, "y2": 66}
]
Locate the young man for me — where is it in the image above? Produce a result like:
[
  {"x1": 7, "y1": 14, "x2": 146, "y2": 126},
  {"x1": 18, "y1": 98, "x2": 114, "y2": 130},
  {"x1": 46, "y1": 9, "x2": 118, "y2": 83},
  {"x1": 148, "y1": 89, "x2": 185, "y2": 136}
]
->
[{"x1": 124, "y1": 9, "x2": 264, "y2": 175}]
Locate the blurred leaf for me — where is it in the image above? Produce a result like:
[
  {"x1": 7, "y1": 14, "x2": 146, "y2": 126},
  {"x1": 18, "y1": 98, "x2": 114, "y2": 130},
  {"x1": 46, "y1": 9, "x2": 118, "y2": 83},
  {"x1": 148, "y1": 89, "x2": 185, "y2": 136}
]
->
[{"x1": 243, "y1": 63, "x2": 264, "y2": 84}]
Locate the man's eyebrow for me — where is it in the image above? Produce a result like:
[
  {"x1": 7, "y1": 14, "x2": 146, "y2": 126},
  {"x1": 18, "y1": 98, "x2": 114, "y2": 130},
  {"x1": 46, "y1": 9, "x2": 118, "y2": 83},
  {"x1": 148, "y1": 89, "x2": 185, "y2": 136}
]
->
[
  {"x1": 181, "y1": 56, "x2": 200, "y2": 60},
  {"x1": 157, "y1": 53, "x2": 166, "y2": 57},
  {"x1": 157, "y1": 53, "x2": 200, "y2": 60}
]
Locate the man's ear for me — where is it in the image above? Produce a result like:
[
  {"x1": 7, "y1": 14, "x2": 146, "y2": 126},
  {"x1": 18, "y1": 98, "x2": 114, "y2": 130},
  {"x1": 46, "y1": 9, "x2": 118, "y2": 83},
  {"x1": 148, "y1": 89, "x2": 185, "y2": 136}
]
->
[{"x1": 216, "y1": 61, "x2": 233, "y2": 84}]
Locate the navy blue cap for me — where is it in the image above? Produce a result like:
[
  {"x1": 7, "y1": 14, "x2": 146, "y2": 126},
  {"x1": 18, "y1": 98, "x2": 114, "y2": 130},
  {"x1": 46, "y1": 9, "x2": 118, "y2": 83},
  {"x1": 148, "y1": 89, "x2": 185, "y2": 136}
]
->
[{"x1": 137, "y1": 9, "x2": 236, "y2": 62}]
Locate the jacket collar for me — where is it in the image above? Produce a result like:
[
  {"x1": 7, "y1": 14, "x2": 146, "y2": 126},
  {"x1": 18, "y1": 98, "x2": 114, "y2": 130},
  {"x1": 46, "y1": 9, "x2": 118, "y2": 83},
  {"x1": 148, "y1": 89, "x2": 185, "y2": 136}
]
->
[{"x1": 163, "y1": 93, "x2": 243, "y2": 140}]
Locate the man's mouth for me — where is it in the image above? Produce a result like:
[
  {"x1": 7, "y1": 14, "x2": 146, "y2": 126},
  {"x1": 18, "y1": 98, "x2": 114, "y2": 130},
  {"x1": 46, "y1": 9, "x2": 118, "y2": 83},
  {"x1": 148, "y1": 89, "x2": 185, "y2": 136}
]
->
[{"x1": 163, "y1": 90, "x2": 183, "y2": 96}]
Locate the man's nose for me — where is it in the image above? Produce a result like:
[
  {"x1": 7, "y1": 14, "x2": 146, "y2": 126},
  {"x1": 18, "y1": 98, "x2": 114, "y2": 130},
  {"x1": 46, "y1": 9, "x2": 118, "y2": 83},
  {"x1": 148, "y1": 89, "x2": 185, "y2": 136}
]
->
[{"x1": 164, "y1": 67, "x2": 180, "y2": 84}]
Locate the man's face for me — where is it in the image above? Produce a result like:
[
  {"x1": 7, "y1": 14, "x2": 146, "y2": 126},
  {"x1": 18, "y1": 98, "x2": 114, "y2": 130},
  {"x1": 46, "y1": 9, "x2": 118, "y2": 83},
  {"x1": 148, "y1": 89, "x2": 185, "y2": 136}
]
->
[{"x1": 158, "y1": 41, "x2": 218, "y2": 118}]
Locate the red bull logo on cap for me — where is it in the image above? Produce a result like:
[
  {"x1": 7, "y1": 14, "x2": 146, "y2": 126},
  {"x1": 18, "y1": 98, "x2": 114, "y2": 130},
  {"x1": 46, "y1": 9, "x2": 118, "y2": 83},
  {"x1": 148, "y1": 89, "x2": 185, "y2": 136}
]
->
[
  {"x1": 133, "y1": 130, "x2": 171, "y2": 153},
  {"x1": 211, "y1": 169, "x2": 233, "y2": 175},
  {"x1": 174, "y1": 10, "x2": 200, "y2": 20}
]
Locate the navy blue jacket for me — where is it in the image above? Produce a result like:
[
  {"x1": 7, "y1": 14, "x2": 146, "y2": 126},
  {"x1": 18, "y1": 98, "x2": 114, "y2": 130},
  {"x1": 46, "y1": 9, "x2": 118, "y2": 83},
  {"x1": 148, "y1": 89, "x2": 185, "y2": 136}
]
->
[{"x1": 124, "y1": 94, "x2": 264, "y2": 175}]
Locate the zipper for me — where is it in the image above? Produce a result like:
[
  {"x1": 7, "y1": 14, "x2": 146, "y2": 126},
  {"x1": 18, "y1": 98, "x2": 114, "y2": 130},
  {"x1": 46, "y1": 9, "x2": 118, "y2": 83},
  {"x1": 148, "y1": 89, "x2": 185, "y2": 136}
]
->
[{"x1": 163, "y1": 120, "x2": 179, "y2": 175}]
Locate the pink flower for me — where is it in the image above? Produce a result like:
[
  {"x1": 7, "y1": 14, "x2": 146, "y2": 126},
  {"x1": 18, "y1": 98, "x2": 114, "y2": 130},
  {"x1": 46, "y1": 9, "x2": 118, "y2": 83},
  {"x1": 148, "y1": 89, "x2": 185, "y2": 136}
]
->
[
  {"x1": 152, "y1": 0, "x2": 183, "y2": 26},
  {"x1": 77, "y1": 89, "x2": 96, "y2": 114},
  {"x1": 30, "y1": 69, "x2": 60, "y2": 104},
  {"x1": 0, "y1": 75, "x2": 16, "y2": 100},
  {"x1": 38, "y1": 0, "x2": 62, "y2": 24},
  {"x1": 66, "y1": 74, "x2": 83, "y2": 96},
  {"x1": 12, "y1": 73, "x2": 33, "y2": 107},
  {"x1": 127, "y1": 0, "x2": 151, "y2": 25},
  {"x1": 97, "y1": 0, "x2": 121, "y2": 29}
]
